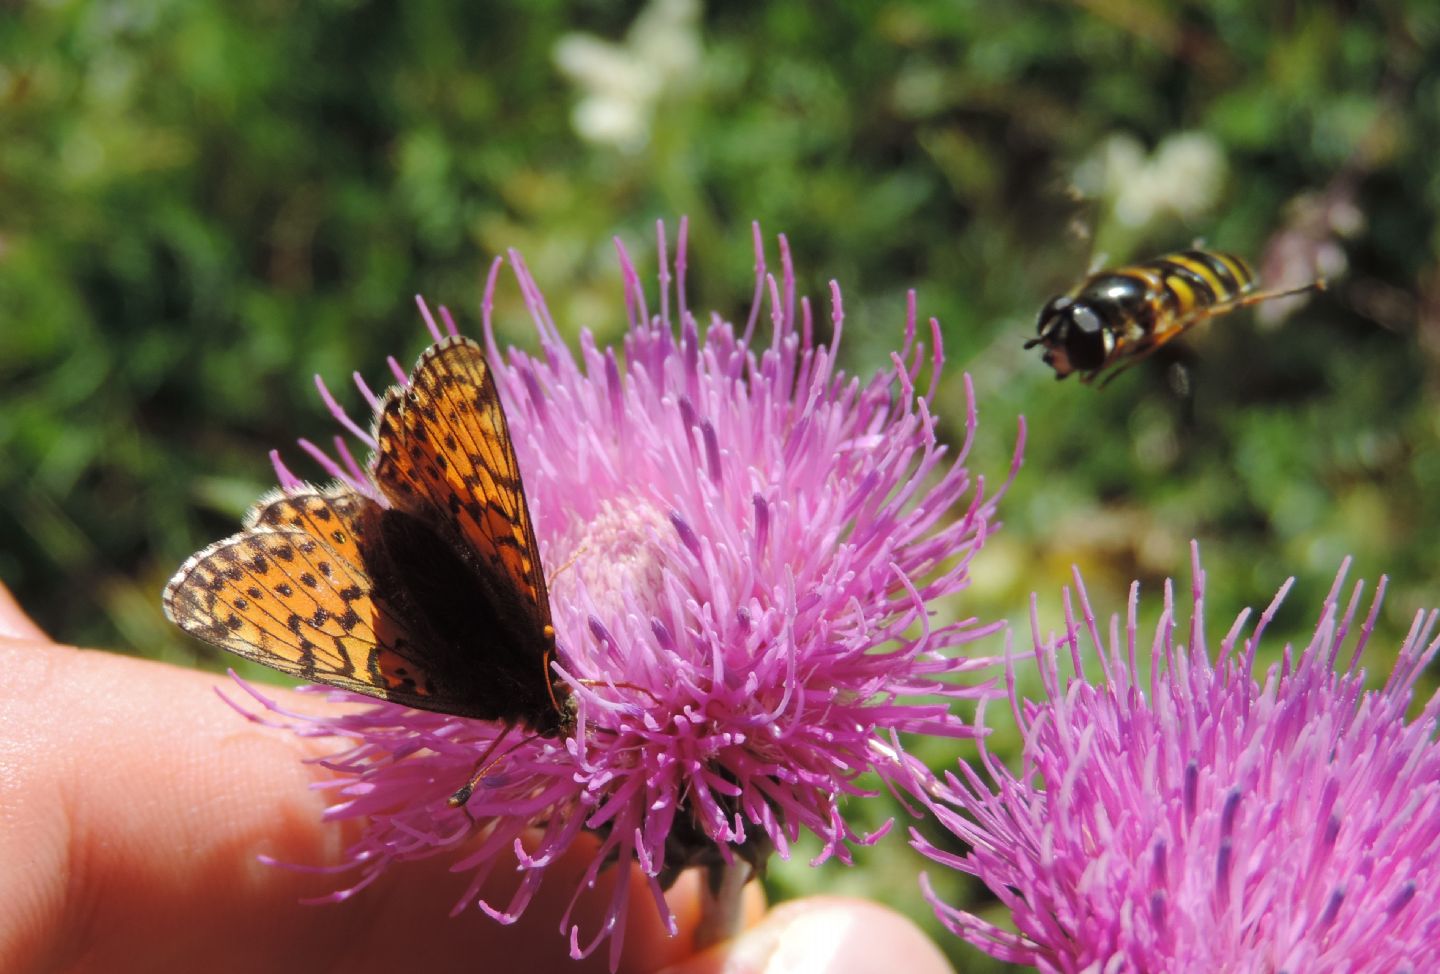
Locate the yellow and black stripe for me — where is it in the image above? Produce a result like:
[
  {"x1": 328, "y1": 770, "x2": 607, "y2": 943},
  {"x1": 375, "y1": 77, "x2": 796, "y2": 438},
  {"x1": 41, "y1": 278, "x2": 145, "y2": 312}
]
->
[{"x1": 1026, "y1": 249, "x2": 1323, "y2": 385}]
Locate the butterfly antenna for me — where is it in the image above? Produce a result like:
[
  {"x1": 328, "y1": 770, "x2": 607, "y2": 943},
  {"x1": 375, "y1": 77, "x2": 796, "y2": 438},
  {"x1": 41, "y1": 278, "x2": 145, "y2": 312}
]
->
[
  {"x1": 537, "y1": 544, "x2": 587, "y2": 722},
  {"x1": 576, "y1": 676, "x2": 662, "y2": 706},
  {"x1": 541, "y1": 640, "x2": 566, "y2": 717},
  {"x1": 448, "y1": 724, "x2": 517, "y2": 808},
  {"x1": 547, "y1": 543, "x2": 589, "y2": 587}
]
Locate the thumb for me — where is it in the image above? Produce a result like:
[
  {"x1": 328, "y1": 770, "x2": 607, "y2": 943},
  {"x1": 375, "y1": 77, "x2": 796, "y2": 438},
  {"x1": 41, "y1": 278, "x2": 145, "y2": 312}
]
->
[{"x1": 659, "y1": 896, "x2": 953, "y2": 974}]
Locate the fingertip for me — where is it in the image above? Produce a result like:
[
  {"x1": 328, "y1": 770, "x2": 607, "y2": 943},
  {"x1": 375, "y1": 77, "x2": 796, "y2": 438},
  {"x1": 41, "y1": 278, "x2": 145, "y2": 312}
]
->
[
  {"x1": 0, "y1": 579, "x2": 49, "y2": 641},
  {"x1": 660, "y1": 896, "x2": 952, "y2": 974}
]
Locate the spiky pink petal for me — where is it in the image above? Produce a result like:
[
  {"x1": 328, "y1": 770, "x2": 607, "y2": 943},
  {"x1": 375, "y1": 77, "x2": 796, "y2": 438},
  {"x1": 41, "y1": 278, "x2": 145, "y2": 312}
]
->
[
  {"x1": 916, "y1": 543, "x2": 1440, "y2": 973},
  {"x1": 247, "y1": 221, "x2": 1021, "y2": 965}
]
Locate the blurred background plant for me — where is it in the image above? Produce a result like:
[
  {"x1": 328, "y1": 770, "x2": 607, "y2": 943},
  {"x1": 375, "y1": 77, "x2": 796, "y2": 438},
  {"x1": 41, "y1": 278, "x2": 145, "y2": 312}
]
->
[{"x1": 3, "y1": 1, "x2": 1437, "y2": 969}]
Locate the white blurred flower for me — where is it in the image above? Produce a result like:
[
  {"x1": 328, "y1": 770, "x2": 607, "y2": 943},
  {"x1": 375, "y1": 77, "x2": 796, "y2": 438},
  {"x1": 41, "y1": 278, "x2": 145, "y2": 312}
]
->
[
  {"x1": 554, "y1": 0, "x2": 702, "y2": 151},
  {"x1": 1256, "y1": 188, "x2": 1359, "y2": 326},
  {"x1": 1078, "y1": 131, "x2": 1227, "y2": 230}
]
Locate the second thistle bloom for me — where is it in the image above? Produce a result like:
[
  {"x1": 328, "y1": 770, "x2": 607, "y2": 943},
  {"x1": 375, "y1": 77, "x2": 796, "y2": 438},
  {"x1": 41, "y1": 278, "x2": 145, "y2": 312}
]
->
[
  {"x1": 916, "y1": 545, "x2": 1440, "y2": 973},
  {"x1": 255, "y1": 223, "x2": 1019, "y2": 963}
]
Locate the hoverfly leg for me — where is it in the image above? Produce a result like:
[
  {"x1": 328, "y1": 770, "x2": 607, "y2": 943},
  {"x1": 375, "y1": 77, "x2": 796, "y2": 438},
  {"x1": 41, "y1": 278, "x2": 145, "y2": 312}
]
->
[{"x1": 1221, "y1": 277, "x2": 1329, "y2": 314}]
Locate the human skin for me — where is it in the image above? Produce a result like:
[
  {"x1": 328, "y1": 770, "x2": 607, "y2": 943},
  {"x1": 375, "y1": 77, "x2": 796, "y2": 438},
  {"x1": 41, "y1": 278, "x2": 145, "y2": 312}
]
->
[{"x1": 0, "y1": 583, "x2": 953, "y2": 974}]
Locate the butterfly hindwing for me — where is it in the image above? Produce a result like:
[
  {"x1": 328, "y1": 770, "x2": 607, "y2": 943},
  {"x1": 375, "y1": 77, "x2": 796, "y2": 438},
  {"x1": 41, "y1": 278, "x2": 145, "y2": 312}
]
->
[
  {"x1": 164, "y1": 489, "x2": 460, "y2": 712},
  {"x1": 243, "y1": 489, "x2": 374, "y2": 576}
]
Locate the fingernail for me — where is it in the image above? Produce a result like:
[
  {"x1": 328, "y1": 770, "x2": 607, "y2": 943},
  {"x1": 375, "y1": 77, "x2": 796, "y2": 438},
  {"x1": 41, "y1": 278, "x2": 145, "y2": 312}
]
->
[
  {"x1": 751, "y1": 907, "x2": 861, "y2": 974},
  {"x1": 667, "y1": 899, "x2": 953, "y2": 974}
]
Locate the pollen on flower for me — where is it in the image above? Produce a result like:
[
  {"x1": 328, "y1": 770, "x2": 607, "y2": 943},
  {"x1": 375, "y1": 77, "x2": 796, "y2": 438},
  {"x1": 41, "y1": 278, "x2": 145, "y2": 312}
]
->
[{"x1": 548, "y1": 497, "x2": 670, "y2": 619}]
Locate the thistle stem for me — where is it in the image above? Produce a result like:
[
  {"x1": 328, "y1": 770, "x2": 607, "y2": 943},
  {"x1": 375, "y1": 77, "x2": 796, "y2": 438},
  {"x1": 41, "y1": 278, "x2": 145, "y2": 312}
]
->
[{"x1": 693, "y1": 860, "x2": 753, "y2": 951}]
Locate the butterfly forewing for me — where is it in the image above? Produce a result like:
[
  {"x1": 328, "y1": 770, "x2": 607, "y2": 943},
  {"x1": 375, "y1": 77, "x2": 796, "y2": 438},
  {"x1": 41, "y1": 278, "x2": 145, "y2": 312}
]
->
[{"x1": 371, "y1": 336, "x2": 553, "y2": 636}]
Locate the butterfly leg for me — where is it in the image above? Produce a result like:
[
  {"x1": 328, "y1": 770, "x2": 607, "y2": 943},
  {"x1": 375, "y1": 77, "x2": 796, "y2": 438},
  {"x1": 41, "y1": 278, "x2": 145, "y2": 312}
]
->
[{"x1": 448, "y1": 724, "x2": 517, "y2": 808}]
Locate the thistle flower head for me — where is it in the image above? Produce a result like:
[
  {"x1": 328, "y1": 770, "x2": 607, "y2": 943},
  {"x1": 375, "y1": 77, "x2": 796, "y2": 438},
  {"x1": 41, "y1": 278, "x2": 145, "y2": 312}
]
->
[
  {"x1": 245, "y1": 221, "x2": 1020, "y2": 964},
  {"x1": 915, "y1": 544, "x2": 1440, "y2": 973}
]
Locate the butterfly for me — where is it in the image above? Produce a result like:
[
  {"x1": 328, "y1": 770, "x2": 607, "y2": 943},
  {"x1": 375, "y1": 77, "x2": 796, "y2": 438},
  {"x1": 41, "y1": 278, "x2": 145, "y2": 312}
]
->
[{"x1": 163, "y1": 336, "x2": 571, "y2": 777}]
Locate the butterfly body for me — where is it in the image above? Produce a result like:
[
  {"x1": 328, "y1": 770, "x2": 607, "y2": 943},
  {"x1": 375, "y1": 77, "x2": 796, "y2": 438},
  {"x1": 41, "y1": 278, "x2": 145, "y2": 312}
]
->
[
  {"x1": 363, "y1": 503, "x2": 564, "y2": 733},
  {"x1": 164, "y1": 336, "x2": 570, "y2": 739}
]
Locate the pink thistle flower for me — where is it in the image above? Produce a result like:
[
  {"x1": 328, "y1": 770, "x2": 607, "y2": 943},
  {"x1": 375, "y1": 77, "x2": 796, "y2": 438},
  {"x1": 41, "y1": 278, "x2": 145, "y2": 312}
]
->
[
  {"x1": 914, "y1": 543, "x2": 1440, "y2": 973},
  {"x1": 241, "y1": 221, "x2": 1021, "y2": 965}
]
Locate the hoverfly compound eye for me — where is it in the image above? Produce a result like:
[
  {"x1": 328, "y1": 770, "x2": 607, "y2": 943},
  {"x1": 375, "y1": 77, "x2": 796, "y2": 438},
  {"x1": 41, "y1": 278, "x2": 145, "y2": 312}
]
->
[
  {"x1": 1036, "y1": 296, "x2": 1072, "y2": 335},
  {"x1": 1025, "y1": 295, "x2": 1073, "y2": 351},
  {"x1": 1069, "y1": 304, "x2": 1103, "y2": 336},
  {"x1": 1063, "y1": 304, "x2": 1111, "y2": 371}
]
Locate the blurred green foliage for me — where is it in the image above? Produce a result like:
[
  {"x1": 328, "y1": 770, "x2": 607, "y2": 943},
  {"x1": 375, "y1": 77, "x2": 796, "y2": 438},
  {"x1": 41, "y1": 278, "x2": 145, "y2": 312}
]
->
[{"x1": 4, "y1": 0, "x2": 1438, "y2": 969}]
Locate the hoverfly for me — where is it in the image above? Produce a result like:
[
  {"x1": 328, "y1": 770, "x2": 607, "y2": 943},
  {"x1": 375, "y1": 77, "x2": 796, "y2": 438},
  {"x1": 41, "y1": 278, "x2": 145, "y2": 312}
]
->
[{"x1": 1026, "y1": 249, "x2": 1326, "y2": 386}]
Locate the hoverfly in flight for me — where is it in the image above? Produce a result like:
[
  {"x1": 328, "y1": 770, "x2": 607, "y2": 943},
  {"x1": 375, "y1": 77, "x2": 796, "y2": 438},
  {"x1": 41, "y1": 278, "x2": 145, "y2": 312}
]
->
[{"x1": 1026, "y1": 249, "x2": 1326, "y2": 386}]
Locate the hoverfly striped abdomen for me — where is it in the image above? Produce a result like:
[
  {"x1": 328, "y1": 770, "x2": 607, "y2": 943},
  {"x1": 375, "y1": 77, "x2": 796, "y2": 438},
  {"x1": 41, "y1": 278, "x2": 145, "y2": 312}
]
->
[{"x1": 1027, "y1": 249, "x2": 1319, "y2": 386}]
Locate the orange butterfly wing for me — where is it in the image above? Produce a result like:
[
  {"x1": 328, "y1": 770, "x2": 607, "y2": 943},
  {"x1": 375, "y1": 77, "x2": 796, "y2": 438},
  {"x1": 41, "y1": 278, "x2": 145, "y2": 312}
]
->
[
  {"x1": 165, "y1": 337, "x2": 566, "y2": 731},
  {"x1": 371, "y1": 336, "x2": 553, "y2": 639},
  {"x1": 163, "y1": 489, "x2": 450, "y2": 709}
]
